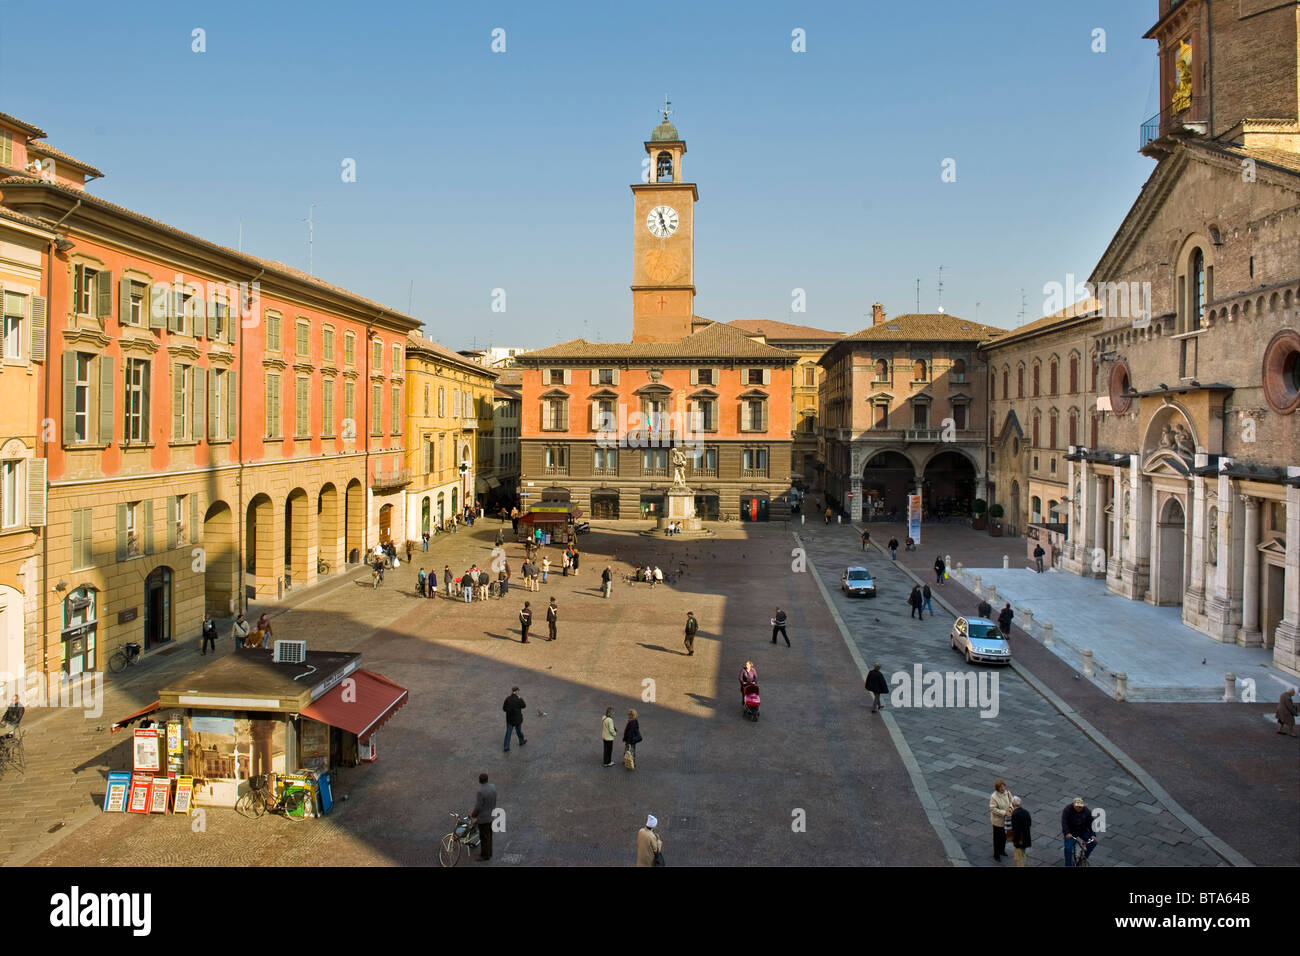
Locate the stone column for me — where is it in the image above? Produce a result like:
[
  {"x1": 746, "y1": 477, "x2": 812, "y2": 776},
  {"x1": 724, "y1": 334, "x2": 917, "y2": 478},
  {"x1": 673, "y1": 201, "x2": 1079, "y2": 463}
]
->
[
  {"x1": 1238, "y1": 495, "x2": 1262, "y2": 646},
  {"x1": 1271, "y1": 470, "x2": 1300, "y2": 675},
  {"x1": 1092, "y1": 469, "x2": 1107, "y2": 577},
  {"x1": 1076, "y1": 459, "x2": 1093, "y2": 573},
  {"x1": 1109, "y1": 467, "x2": 1124, "y2": 585},
  {"x1": 850, "y1": 475, "x2": 863, "y2": 522},
  {"x1": 1184, "y1": 465, "x2": 1208, "y2": 622},
  {"x1": 1128, "y1": 459, "x2": 1152, "y2": 601},
  {"x1": 1065, "y1": 456, "x2": 1078, "y2": 565}
]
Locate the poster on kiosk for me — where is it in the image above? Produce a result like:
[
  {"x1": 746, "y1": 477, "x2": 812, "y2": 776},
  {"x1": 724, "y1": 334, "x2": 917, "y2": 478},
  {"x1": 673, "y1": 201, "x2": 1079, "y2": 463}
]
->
[{"x1": 908, "y1": 494, "x2": 922, "y2": 547}]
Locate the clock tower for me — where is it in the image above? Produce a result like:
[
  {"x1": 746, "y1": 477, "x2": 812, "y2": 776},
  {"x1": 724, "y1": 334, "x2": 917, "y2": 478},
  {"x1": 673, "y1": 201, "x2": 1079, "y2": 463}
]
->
[{"x1": 631, "y1": 99, "x2": 699, "y2": 343}]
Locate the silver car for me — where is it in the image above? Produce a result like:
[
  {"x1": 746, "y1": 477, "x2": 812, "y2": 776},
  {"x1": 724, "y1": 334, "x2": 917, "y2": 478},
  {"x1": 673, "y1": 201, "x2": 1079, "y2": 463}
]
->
[
  {"x1": 950, "y1": 616, "x2": 1012, "y2": 665},
  {"x1": 840, "y1": 566, "x2": 876, "y2": 597}
]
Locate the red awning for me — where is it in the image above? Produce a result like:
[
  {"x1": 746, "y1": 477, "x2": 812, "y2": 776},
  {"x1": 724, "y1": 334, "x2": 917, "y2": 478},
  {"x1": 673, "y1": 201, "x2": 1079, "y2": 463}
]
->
[
  {"x1": 300, "y1": 669, "x2": 408, "y2": 743},
  {"x1": 111, "y1": 700, "x2": 162, "y2": 734}
]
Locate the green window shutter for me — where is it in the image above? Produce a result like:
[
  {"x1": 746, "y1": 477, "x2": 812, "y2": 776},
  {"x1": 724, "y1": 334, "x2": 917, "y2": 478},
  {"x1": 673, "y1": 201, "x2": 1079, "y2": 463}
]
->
[
  {"x1": 149, "y1": 284, "x2": 168, "y2": 330},
  {"x1": 690, "y1": 368, "x2": 698, "y2": 385},
  {"x1": 98, "y1": 355, "x2": 115, "y2": 444},
  {"x1": 167, "y1": 495, "x2": 178, "y2": 550},
  {"x1": 142, "y1": 499, "x2": 154, "y2": 554},
  {"x1": 29, "y1": 295, "x2": 47, "y2": 361},
  {"x1": 192, "y1": 289, "x2": 205, "y2": 340},
  {"x1": 265, "y1": 375, "x2": 273, "y2": 436},
  {"x1": 119, "y1": 279, "x2": 131, "y2": 325},
  {"x1": 193, "y1": 366, "x2": 205, "y2": 441},
  {"x1": 612, "y1": 369, "x2": 620, "y2": 386},
  {"x1": 26, "y1": 458, "x2": 47, "y2": 527},
  {"x1": 171, "y1": 363, "x2": 184, "y2": 440},
  {"x1": 208, "y1": 369, "x2": 220, "y2": 439},
  {"x1": 207, "y1": 297, "x2": 218, "y2": 339},
  {"x1": 95, "y1": 270, "x2": 112, "y2": 322},
  {"x1": 190, "y1": 493, "x2": 199, "y2": 546},
  {"x1": 116, "y1": 502, "x2": 128, "y2": 560},
  {"x1": 71, "y1": 509, "x2": 85, "y2": 568},
  {"x1": 589, "y1": 369, "x2": 598, "y2": 386},
  {"x1": 226, "y1": 370, "x2": 237, "y2": 439},
  {"x1": 762, "y1": 368, "x2": 771, "y2": 386},
  {"x1": 62, "y1": 353, "x2": 78, "y2": 443},
  {"x1": 762, "y1": 402, "x2": 769, "y2": 432}
]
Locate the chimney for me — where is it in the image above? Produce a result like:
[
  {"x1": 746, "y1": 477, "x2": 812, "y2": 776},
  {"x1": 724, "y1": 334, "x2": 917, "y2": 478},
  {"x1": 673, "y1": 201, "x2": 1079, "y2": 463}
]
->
[{"x1": 872, "y1": 303, "x2": 886, "y2": 326}]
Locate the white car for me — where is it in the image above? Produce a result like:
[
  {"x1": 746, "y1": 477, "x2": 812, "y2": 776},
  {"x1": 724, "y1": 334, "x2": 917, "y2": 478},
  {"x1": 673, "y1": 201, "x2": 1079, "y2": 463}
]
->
[
  {"x1": 950, "y1": 616, "x2": 1012, "y2": 665},
  {"x1": 840, "y1": 566, "x2": 876, "y2": 598}
]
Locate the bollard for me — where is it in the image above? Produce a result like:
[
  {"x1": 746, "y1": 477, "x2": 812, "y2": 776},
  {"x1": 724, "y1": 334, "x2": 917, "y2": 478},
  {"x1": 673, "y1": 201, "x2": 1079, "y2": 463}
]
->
[
  {"x1": 1083, "y1": 649, "x2": 1094, "y2": 679},
  {"x1": 838, "y1": 514, "x2": 842, "y2": 525},
  {"x1": 987, "y1": 585, "x2": 997, "y2": 603},
  {"x1": 955, "y1": 561, "x2": 963, "y2": 575},
  {"x1": 1224, "y1": 672, "x2": 1236, "y2": 703},
  {"x1": 1042, "y1": 621, "x2": 1054, "y2": 647},
  {"x1": 1002, "y1": 555, "x2": 1009, "y2": 569},
  {"x1": 801, "y1": 514, "x2": 805, "y2": 525},
  {"x1": 1115, "y1": 672, "x2": 1128, "y2": 701},
  {"x1": 1020, "y1": 608, "x2": 1034, "y2": 634},
  {"x1": 973, "y1": 575, "x2": 982, "y2": 596},
  {"x1": 944, "y1": 554, "x2": 952, "y2": 572}
]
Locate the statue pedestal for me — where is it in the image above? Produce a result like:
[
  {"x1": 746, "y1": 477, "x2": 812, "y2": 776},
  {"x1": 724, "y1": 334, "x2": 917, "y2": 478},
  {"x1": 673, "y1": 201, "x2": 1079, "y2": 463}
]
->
[{"x1": 656, "y1": 485, "x2": 702, "y2": 532}]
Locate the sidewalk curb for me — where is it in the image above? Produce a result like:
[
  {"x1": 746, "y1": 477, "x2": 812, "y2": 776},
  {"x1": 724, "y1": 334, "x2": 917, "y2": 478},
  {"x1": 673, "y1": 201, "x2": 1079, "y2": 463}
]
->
[
  {"x1": 796, "y1": 531, "x2": 971, "y2": 867},
  {"x1": 883, "y1": 547, "x2": 1252, "y2": 868}
]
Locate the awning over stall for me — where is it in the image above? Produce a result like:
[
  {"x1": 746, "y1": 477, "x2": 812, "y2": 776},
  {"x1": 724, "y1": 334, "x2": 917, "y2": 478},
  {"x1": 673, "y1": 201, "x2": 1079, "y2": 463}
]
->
[
  {"x1": 111, "y1": 700, "x2": 162, "y2": 733},
  {"x1": 300, "y1": 669, "x2": 409, "y2": 742}
]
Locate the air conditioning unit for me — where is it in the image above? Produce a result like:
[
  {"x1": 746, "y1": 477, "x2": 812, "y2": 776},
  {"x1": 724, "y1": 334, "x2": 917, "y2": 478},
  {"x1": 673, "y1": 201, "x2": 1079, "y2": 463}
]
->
[{"x1": 273, "y1": 640, "x2": 308, "y2": 664}]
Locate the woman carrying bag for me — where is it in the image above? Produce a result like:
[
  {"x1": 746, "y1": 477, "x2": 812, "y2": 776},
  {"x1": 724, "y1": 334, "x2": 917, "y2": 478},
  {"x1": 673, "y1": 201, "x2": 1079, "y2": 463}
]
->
[
  {"x1": 622, "y1": 709, "x2": 642, "y2": 770},
  {"x1": 601, "y1": 708, "x2": 618, "y2": 766}
]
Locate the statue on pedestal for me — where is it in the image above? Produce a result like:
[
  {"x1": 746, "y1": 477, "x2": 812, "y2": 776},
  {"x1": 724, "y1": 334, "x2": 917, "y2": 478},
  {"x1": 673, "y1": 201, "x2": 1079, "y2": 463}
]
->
[{"x1": 671, "y1": 446, "x2": 688, "y2": 487}]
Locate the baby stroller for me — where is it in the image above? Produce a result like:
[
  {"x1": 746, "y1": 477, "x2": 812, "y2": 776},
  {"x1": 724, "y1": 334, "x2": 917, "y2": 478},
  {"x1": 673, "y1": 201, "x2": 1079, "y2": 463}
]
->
[{"x1": 741, "y1": 681, "x2": 761, "y2": 721}]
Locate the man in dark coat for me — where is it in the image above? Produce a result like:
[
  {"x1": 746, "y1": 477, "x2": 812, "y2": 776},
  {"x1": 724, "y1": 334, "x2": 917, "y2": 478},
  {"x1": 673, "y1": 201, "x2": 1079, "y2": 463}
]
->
[
  {"x1": 998, "y1": 603, "x2": 1015, "y2": 637},
  {"x1": 864, "y1": 663, "x2": 889, "y2": 713},
  {"x1": 502, "y1": 687, "x2": 527, "y2": 751},
  {"x1": 861, "y1": 529, "x2": 870, "y2": 551},
  {"x1": 977, "y1": 599, "x2": 993, "y2": 619},
  {"x1": 1034, "y1": 544, "x2": 1046, "y2": 573},
  {"x1": 1010, "y1": 796, "x2": 1032, "y2": 867},
  {"x1": 546, "y1": 598, "x2": 558, "y2": 641},
  {"x1": 888, "y1": 537, "x2": 899, "y2": 560},
  {"x1": 684, "y1": 611, "x2": 698, "y2": 656},
  {"x1": 518, "y1": 601, "x2": 532, "y2": 643},
  {"x1": 908, "y1": 586, "x2": 924, "y2": 620},
  {"x1": 934, "y1": 555, "x2": 946, "y2": 584},
  {"x1": 601, "y1": 565, "x2": 613, "y2": 599},
  {"x1": 469, "y1": 772, "x2": 497, "y2": 862},
  {"x1": 771, "y1": 607, "x2": 789, "y2": 646}
]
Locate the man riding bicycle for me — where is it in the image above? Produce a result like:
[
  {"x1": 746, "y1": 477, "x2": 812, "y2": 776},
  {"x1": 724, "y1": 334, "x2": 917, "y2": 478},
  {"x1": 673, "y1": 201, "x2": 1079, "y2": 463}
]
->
[{"x1": 1061, "y1": 796, "x2": 1097, "y2": 866}]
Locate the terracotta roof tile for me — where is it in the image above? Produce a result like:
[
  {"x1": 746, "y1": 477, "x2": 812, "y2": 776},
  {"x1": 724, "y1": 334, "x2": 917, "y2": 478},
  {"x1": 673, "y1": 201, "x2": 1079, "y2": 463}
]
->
[
  {"x1": 518, "y1": 320, "x2": 797, "y2": 363},
  {"x1": 979, "y1": 297, "x2": 1102, "y2": 348},
  {"x1": 0, "y1": 112, "x2": 46, "y2": 138},
  {"x1": 840, "y1": 313, "x2": 1004, "y2": 343},
  {"x1": 728, "y1": 318, "x2": 845, "y2": 341},
  {"x1": 0, "y1": 204, "x2": 53, "y2": 231},
  {"x1": 24, "y1": 141, "x2": 103, "y2": 178},
  {"x1": 1195, "y1": 140, "x2": 1300, "y2": 177},
  {"x1": 407, "y1": 330, "x2": 499, "y2": 378}
]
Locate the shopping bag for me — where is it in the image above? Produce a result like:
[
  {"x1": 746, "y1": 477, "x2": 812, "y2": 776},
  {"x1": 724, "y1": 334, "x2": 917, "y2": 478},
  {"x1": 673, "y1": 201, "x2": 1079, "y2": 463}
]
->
[{"x1": 623, "y1": 748, "x2": 636, "y2": 770}]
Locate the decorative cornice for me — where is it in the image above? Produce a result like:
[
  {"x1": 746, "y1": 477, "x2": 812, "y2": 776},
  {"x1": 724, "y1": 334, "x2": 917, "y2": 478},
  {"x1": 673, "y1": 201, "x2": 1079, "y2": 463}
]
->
[
  {"x1": 262, "y1": 357, "x2": 288, "y2": 370},
  {"x1": 61, "y1": 327, "x2": 112, "y2": 349}
]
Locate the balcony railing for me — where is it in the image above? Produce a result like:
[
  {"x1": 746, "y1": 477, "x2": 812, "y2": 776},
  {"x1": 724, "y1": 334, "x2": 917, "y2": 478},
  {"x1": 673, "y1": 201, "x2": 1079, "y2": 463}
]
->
[
  {"x1": 1140, "y1": 96, "x2": 1206, "y2": 150},
  {"x1": 461, "y1": 418, "x2": 478, "y2": 430},
  {"x1": 371, "y1": 467, "x2": 412, "y2": 491}
]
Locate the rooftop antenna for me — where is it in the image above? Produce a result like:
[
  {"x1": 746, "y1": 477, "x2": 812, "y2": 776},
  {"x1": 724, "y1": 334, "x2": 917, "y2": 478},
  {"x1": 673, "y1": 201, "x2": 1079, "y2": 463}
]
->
[
  {"x1": 300, "y1": 204, "x2": 316, "y2": 275},
  {"x1": 915, "y1": 278, "x2": 921, "y2": 313},
  {"x1": 975, "y1": 300, "x2": 981, "y2": 322},
  {"x1": 937, "y1": 265, "x2": 945, "y2": 313},
  {"x1": 662, "y1": 94, "x2": 672, "y2": 123}
]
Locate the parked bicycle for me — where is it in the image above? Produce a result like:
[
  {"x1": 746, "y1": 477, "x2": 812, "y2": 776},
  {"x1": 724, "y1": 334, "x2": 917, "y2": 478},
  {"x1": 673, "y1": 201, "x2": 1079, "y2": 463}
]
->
[
  {"x1": 235, "y1": 773, "x2": 312, "y2": 822},
  {"x1": 0, "y1": 731, "x2": 25, "y2": 777},
  {"x1": 107, "y1": 641, "x2": 143, "y2": 674},
  {"x1": 317, "y1": 557, "x2": 331, "y2": 575},
  {"x1": 438, "y1": 811, "x2": 481, "y2": 866},
  {"x1": 720, "y1": 512, "x2": 735, "y2": 522}
]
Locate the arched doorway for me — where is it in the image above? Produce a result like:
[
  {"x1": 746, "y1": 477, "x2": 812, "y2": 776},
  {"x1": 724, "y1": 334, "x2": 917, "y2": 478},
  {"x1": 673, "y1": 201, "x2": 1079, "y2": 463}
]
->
[
  {"x1": 318, "y1": 484, "x2": 340, "y2": 574},
  {"x1": 862, "y1": 450, "x2": 914, "y2": 520},
  {"x1": 203, "y1": 501, "x2": 235, "y2": 616},
  {"x1": 437, "y1": 492, "x2": 446, "y2": 529},
  {"x1": 1154, "y1": 496, "x2": 1186, "y2": 606},
  {"x1": 62, "y1": 586, "x2": 98, "y2": 679},
  {"x1": 246, "y1": 494, "x2": 273, "y2": 591},
  {"x1": 379, "y1": 503, "x2": 393, "y2": 543},
  {"x1": 922, "y1": 450, "x2": 977, "y2": 517},
  {"x1": 0, "y1": 585, "x2": 24, "y2": 699},
  {"x1": 144, "y1": 566, "x2": 173, "y2": 650},
  {"x1": 451, "y1": 486, "x2": 458, "y2": 516},
  {"x1": 591, "y1": 491, "x2": 619, "y2": 519},
  {"x1": 421, "y1": 496, "x2": 431, "y2": 535},
  {"x1": 285, "y1": 488, "x2": 308, "y2": 587},
  {"x1": 345, "y1": 479, "x2": 364, "y2": 563}
]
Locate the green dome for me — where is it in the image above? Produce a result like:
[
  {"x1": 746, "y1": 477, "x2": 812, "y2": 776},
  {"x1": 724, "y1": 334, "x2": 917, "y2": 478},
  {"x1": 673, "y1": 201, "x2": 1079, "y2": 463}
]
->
[{"x1": 650, "y1": 119, "x2": 679, "y2": 142}]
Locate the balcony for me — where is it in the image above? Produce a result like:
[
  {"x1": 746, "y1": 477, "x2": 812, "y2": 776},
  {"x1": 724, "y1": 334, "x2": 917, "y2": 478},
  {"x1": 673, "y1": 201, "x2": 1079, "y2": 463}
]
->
[
  {"x1": 1140, "y1": 96, "x2": 1207, "y2": 151},
  {"x1": 461, "y1": 418, "x2": 478, "y2": 430},
  {"x1": 371, "y1": 467, "x2": 412, "y2": 492}
]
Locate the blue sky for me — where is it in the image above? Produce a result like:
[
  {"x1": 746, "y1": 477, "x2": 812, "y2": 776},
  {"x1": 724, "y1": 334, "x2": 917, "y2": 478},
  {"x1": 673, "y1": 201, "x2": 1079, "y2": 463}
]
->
[{"x1": 0, "y1": 0, "x2": 1160, "y2": 347}]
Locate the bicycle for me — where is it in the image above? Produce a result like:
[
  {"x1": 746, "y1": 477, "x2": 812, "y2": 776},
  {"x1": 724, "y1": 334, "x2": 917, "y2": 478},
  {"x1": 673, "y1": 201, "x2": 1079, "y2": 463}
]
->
[
  {"x1": 0, "y1": 731, "x2": 25, "y2": 777},
  {"x1": 235, "y1": 773, "x2": 312, "y2": 822},
  {"x1": 317, "y1": 556, "x2": 331, "y2": 575},
  {"x1": 1068, "y1": 833, "x2": 1096, "y2": 867},
  {"x1": 720, "y1": 512, "x2": 735, "y2": 522},
  {"x1": 107, "y1": 641, "x2": 142, "y2": 674},
  {"x1": 438, "y1": 811, "x2": 481, "y2": 866}
]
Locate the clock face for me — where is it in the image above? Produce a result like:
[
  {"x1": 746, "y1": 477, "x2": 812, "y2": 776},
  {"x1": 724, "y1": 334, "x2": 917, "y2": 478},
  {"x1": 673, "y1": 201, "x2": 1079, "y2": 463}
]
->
[{"x1": 646, "y1": 205, "x2": 679, "y2": 238}]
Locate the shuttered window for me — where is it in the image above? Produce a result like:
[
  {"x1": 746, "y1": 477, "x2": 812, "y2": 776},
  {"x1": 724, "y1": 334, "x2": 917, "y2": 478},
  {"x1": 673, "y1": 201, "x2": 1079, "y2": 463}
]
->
[
  {"x1": 265, "y1": 372, "x2": 282, "y2": 438},
  {"x1": 322, "y1": 326, "x2": 335, "y2": 363},
  {"x1": 322, "y1": 378, "x2": 335, "y2": 437},
  {"x1": 124, "y1": 359, "x2": 150, "y2": 443},
  {"x1": 266, "y1": 312, "x2": 282, "y2": 352},
  {"x1": 391, "y1": 385, "x2": 402, "y2": 434},
  {"x1": 371, "y1": 383, "x2": 383, "y2": 436},
  {"x1": 295, "y1": 376, "x2": 310, "y2": 437},
  {"x1": 343, "y1": 382, "x2": 355, "y2": 438},
  {"x1": 344, "y1": 332, "x2": 355, "y2": 366},
  {"x1": 71, "y1": 507, "x2": 92, "y2": 569},
  {"x1": 296, "y1": 320, "x2": 310, "y2": 358}
]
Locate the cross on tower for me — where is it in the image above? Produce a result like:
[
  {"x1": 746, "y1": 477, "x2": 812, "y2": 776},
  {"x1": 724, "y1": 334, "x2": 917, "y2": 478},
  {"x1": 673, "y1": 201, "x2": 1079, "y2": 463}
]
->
[
  {"x1": 656, "y1": 295, "x2": 668, "y2": 311},
  {"x1": 661, "y1": 95, "x2": 672, "y2": 123}
]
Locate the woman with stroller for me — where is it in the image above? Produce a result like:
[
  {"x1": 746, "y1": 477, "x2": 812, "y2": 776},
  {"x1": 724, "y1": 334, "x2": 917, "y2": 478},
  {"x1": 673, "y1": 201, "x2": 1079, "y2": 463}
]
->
[{"x1": 739, "y1": 661, "x2": 758, "y2": 703}]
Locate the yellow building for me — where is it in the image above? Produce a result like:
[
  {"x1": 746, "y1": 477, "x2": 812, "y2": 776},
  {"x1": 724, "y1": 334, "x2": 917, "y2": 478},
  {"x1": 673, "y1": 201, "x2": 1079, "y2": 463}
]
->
[
  {"x1": 0, "y1": 207, "x2": 52, "y2": 701},
  {"x1": 404, "y1": 332, "x2": 498, "y2": 540}
]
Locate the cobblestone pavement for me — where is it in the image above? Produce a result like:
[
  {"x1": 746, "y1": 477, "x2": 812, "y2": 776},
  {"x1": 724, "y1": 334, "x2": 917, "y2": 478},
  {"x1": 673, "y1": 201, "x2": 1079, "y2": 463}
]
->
[
  {"x1": 19, "y1": 520, "x2": 948, "y2": 867},
  {"x1": 797, "y1": 520, "x2": 1237, "y2": 867}
]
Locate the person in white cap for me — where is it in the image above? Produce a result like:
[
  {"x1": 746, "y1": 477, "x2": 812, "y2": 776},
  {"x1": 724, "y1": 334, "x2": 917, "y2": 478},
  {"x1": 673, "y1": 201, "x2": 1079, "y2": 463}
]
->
[{"x1": 636, "y1": 814, "x2": 663, "y2": 867}]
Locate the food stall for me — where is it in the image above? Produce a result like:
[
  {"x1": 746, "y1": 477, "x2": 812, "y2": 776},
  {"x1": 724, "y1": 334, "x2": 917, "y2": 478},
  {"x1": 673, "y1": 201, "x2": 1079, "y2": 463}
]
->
[{"x1": 109, "y1": 648, "x2": 408, "y2": 811}]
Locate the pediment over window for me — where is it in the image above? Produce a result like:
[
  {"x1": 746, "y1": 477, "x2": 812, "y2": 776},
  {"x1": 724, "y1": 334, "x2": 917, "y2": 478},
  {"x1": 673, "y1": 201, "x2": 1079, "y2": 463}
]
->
[
  {"x1": 541, "y1": 388, "x2": 570, "y2": 399},
  {"x1": 634, "y1": 383, "x2": 672, "y2": 395},
  {"x1": 689, "y1": 388, "x2": 719, "y2": 399},
  {"x1": 738, "y1": 388, "x2": 769, "y2": 399},
  {"x1": 588, "y1": 388, "x2": 620, "y2": 400},
  {"x1": 1142, "y1": 449, "x2": 1192, "y2": 478}
]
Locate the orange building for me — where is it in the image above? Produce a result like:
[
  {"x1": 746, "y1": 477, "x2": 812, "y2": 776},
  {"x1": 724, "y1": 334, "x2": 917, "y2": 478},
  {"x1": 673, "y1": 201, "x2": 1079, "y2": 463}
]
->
[
  {"x1": 517, "y1": 111, "x2": 797, "y2": 521},
  {"x1": 0, "y1": 111, "x2": 417, "y2": 684}
]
